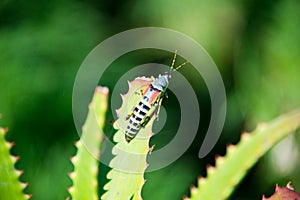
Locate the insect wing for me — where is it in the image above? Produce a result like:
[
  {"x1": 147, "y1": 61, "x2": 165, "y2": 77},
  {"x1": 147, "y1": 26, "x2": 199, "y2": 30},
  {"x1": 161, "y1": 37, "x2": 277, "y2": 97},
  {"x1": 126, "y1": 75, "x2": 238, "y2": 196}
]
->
[{"x1": 147, "y1": 89, "x2": 161, "y2": 105}]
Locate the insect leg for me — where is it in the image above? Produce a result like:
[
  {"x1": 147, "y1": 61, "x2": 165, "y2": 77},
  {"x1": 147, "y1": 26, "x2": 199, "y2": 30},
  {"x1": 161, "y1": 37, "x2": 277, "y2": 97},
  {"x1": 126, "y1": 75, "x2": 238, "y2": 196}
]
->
[
  {"x1": 164, "y1": 91, "x2": 168, "y2": 99},
  {"x1": 140, "y1": 102, "x2": 158, "y2": 127},
  {"x1": 141, "y1": 116, "x2": 151, "y2": 127},
  {"x1": 134, "y1": 89, "x2": 144, "y2": 96},
  {"x1": 155, "y1": 98, "x2": 163, "y2": 121},
  {"x1": 125, "y1": 112, "x2": 133, "y2": 120}
]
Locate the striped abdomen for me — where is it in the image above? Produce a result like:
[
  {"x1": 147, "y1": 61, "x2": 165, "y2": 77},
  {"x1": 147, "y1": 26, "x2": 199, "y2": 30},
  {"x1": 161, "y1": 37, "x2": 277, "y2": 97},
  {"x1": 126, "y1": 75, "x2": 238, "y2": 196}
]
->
[
  {"x1": 125, "y1": 84, "x2": 162, "y2": 142},
  {"x1": 125, "y1": 99, "x2": 151, "y2": 142}
]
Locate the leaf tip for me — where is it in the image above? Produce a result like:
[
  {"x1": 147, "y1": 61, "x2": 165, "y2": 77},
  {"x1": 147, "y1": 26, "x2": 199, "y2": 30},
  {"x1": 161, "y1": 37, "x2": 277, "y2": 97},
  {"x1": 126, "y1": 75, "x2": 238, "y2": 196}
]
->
[
  {"x1": 68, "y1": 172, "x2": 75, "y2": 179},
  {"x1": 12, "y1": 155, "x2": 21, "y2": 163},
  {"x1": 182, "y1": 195, "x2": 190, "y2": 200},
  {"x1": 206, "y1": 164, "x2": 216, "y2": 176},
  {"x1": 190, "y1": 185, "x2": 198, "y2": 196},
  {"x1": 8, "y1": 141, "x2": 15, "y2": 148},
  {"x1": 226, "y1": 143, "x2": 235, "y2": 154},
  {"x1": 70, "y1": 156, "x2": 77, "y2": 164},
  {"x1": 21, "y1": 182, "x2": 29, "y2": 189},
  {"x1": 143, "y1": 178, "x2": 147, "y2": 184},
  {"x1": 116, "y1": 108, "x2": 120, "y2": 118},
  {"x1": 96, "y1": 86, "x2": 109, "y2": 95},
  {"x1": 241, "y1": 131, "x2": 251, "y2": 141},
  {"x1": 286, "y1": 181, "x2": 294, "y2": 190},
  {"x1": 0, "y1": 127, "x2": 9, "y2": 136},
  {"x1": 16, "y1": 169, "x2": 24, "y2": 177},
  {"x1": 198, "y1": 176, "x2": 206, "y2": 185},
  {"x1": 215, "y1": 154, "x2": 225, "y2": 166},
  {"x1": 74, "y1": 140, "x2": 81, "y2": 148},
  {"x1": 25, "y1": 194, "x2": 32, "y2": 199},
  {"x1": 257, "y1": 122, "x2": 267, "y2": 131},
  {"x1": 3, "y1": 127, "x2": 9, "y2": 133},
  {"x1": 68, "y1": 186, "x2": 74, "y2": 194},
  {"x1": 148, "y1": 145, "x2": 155, "y2": 154}
]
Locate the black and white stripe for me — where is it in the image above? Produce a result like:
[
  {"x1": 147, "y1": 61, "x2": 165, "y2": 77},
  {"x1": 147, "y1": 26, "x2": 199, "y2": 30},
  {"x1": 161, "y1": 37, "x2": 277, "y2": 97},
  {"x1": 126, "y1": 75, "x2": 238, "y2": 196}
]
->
[{"x1": 125, "y1": 99, "x2": 152, "y2": 142}]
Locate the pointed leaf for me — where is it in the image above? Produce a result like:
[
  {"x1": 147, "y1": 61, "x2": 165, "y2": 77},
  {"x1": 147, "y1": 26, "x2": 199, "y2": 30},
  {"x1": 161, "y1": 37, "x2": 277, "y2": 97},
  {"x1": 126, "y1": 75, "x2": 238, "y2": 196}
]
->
[
  {"x1": 0, "y1": 127, "x2": 29, "y2": 200},
  {"x1": 186, "y1": 110, "x2": 300, "y2": 200},
  {"x1": 69, "y1": 87, "x2": 109, "y2": 200},
  {"x1": 102, "y1": 77, "x2": 154, "y2": 200}
]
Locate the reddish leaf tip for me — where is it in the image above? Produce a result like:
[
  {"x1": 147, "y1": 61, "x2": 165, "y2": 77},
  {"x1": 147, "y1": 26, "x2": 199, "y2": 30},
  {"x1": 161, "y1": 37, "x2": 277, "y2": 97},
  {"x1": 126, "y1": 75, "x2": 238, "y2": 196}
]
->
[
  {"x1": 3, "y1": 127, "x2": 9, "y2": 133},
  {"x1": 143, "y1": 179, "x2": 147, "y2": 184},
  {"x1": 68, "y1": 172, "x2": 75, "y2": 178},
  {"x1": 25, "y1": 194, "x2": 32, "y2": 199},
  {"x1": 182, "y1": 195, "x2": 189, "y2": 200},
  {"x1": 8, "y1": 141, "x2": 15, "y2": 148},
  {"x1": 148, "y1": 145, "x2": 155, "y2": 154},
  {"x1": 96, "y1": 86, "x2": 109, "y2": 95},
  {"x1": 257, "y1": 122, "x2": 267, "y2": 131},
  {"x1": 68, "y1": 186, "x2": 74, "y2": 193},
  {"x1": 262, "y1": 182, "x2": 300, "y2": 200},
  {"x1": 13, "y1": 155, "x2": 21, "y2": 162},
  {"x1": 21, "y1": 182, "x2": 29, "y2": 189},
  {"x1": 286, "y1": 181, "x2": 294, "y2": 190},
  {"x1": 241, "y1": 132, "x2": 251, "y2": 141},
  {"x1": 226, "y1": 143, "x2": 235, "y2": 154}
]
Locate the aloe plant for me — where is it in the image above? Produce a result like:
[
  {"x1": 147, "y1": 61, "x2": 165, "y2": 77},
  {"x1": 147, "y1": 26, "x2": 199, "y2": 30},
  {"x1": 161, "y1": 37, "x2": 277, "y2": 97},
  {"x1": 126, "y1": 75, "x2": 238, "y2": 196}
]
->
[
  {"x1": 0, "y1": 84, "x2": 299, "y2": 200},
  {"x1": 185, "y1": 110, "x2": 300, "y2": 200},
  {"x1": 102, "y1": 78, "x2": 154, "y2": 200},
  {"x1": 0, "y1": 127, "x2": 30, "y2": 200},
  {"x1": 69, "y1": 86, "x2": 108, "y2": 200}
]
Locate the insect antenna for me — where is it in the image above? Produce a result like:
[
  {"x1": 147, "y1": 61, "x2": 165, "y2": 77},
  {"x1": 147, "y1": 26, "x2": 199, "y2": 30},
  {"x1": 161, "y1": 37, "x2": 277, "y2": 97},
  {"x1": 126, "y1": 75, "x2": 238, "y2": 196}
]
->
[
  {"x1": 174, "y1": 61, "x2": 189, "y2": 71},
  {"x1": 170, "y1": 50, "x2": 178, "y2": 70},
  {"x1": 169, "y1": 50, "x2": 189, "y2": 73}
]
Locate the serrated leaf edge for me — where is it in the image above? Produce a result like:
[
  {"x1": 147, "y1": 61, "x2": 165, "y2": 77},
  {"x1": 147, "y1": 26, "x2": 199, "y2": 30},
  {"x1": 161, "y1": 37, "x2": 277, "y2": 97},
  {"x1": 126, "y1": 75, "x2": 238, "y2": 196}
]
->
[{"x1": 185, "y1": 110, "x2": 300, "y2": 200}]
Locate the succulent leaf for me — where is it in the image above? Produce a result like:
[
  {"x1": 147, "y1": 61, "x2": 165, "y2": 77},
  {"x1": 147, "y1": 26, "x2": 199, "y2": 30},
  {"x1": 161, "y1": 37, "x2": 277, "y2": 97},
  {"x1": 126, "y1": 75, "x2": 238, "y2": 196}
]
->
[
  {"x1": 69, "y1": 87, "x2": 109, "y2": 200},
  {"x1": 186, "y1": 110, "x2": 300, "y2": 200},
  {"x1": 0, "y1": 127, "x2": 29, "y2": 200},
  {"x1": 102, "y1": 77, "x2": 154, "y2": 200}
]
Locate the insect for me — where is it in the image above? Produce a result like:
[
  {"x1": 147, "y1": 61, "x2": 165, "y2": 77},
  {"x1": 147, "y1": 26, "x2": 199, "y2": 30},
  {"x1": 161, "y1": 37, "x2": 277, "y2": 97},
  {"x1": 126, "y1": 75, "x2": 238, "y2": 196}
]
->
[{"x1": 124, "y1": 51, "x2": 189, "y2": 142}]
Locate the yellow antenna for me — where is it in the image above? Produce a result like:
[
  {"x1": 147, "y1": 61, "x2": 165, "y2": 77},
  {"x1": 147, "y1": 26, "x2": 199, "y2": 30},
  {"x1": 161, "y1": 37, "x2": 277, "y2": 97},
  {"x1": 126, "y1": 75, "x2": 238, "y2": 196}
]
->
[
  {"x1": 170, "y1": 50, "x2": 177, "y2": 69},
  {"x1": 174, "y1": 61, "x2": 189, "y2": 71},
  {"x1": 170, "y1": 50, "x2": 188, "y2": 71}
]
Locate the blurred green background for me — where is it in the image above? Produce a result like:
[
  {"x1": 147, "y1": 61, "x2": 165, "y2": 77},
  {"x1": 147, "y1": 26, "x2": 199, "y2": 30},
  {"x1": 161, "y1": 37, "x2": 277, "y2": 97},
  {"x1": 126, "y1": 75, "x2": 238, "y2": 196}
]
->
[{"x1": 0, "y1": 0, "x2": 300, "y2": 199}]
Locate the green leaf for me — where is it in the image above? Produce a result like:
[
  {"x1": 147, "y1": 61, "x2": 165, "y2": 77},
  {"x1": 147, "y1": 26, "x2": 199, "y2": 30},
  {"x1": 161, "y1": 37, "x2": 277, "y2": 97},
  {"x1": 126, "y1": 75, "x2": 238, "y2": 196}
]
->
[
  {"x1": 185, "y1": 110, "x2": 300, "y2": 200},
  {"x1": 69, "y1": 87, "x2": 109, "y2": 200},
  {"x1": 102, "y1": 78, "x2": 154, "y2": 200},
  {"x1": 0, "y1": 127, "x2": 29, "y2": 200}
]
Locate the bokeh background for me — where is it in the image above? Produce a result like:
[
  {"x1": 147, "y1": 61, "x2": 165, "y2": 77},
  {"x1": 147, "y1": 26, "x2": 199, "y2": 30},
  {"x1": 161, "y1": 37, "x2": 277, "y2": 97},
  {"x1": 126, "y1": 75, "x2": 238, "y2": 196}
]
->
[{"x1": 1, "y1": 0, "x2": 300, "y2": 199}]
